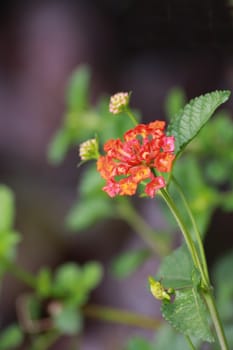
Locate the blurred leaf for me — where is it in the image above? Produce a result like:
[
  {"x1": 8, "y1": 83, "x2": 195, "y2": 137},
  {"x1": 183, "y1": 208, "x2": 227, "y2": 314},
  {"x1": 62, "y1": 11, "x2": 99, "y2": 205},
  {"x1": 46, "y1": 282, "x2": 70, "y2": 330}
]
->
[
  {"x1": 205, "y1": 159, "x2": 230, "y2": 184},
  {"x1": 165, "y1": 87, "x2": 186, "y2": 120},
  {"x1": 168, "y1": 90, "x2": 231, "y2": 155},
  {"x1": 82, "y1": 261, "x2": 103, "y2": 290},
  {"x1": 66, "y1": 65, "x2": 90, "y2": 112},
  {"x1": 53, "y1": 307, "x2": 82, "y2": 335},
  {"x1": 154, "y1": 324, "x2": 197, "y2": 349},
  {"x1": 0, "y1": 230, "x2": 20, "y2": 260},
  {"x1": 161, "y1": 288, "x2": 214, "y2": 343},
  {"x1": 66, "y1": 196, "x2": 113, "y2": 232},
  {"x1": 47, "y1": 128, "x2": 71, "y2": 165},
  {"x1": 0, "y1": 185, "x2": 15, "y2": 232},
  {"x1": 125, "y1": 336, "x2": 152, "y2": 350},
  {"x1": 220, "y1": 191, "x2": 233, "y2": 212},
  {"x1": 54, "y1": 263, "x2": 81, "y2": 296},
  {"x1": 0, "y1": 324, "x2": 23, "y2": 350},
  {"x1": 53, "y1": 263, "x2": 88, "y2": 306},
  {"x1": 36, "y1": 268, "x2": 52, "y2": 298},
  {"x1": 111, "y1": 249, "x2": 150, "y2": 279}
]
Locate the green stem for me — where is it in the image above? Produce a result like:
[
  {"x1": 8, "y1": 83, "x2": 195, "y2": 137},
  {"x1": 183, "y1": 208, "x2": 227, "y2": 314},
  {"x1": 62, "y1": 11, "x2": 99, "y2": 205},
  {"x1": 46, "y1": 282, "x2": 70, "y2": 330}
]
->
[
  {"x1": 171, "y1": 176, "x2": 210, "y2": 285},
  {"x1": 160, "y1": 187, "x2": 229, "y2": 349},
  {"x1": 185, "y1": 336, "x2": 196, "y2": 350},
  {"x1": 125, "y1": 107, "x2": 138, "y2": 126},
  {"x1": 116, "y1": 197, "x2": 171, "y2": 256},
  {"x1": 204, "y1": 292, "x2": 229, "y2": 350},
  {"x1": 83, "y1": 304, "x2": 161, "y2": 330},
  {"x1": 3, "y1": 259, "x2": 37, "y2": 288},
  {"x1": 159, "y1": 188, "x2": 200, "y2": 270}
]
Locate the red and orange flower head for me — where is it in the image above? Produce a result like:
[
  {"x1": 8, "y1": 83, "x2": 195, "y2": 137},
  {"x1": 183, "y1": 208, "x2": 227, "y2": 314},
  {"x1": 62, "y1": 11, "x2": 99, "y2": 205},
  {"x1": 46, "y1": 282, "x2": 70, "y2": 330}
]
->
[{"x1": 97, "y1": 121, "x2": 175, "y2": 198}]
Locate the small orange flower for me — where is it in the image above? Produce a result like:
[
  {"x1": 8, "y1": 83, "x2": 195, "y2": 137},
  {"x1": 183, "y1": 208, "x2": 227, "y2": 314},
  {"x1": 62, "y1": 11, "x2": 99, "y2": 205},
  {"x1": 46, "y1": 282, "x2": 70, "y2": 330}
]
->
[
  {"x1": 145, "y1": 176, "x2": 165, "y2": 198},
  {"x1": 119, "y1": 177, "x2": 137, "y2": 196}
]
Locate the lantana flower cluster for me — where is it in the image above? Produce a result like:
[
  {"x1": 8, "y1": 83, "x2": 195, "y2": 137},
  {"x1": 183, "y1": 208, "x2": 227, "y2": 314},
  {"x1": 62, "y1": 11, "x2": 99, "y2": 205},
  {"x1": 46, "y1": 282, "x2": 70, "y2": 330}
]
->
[{"x1": 97, "y1": 121, "x2": 175, "y2": 198}]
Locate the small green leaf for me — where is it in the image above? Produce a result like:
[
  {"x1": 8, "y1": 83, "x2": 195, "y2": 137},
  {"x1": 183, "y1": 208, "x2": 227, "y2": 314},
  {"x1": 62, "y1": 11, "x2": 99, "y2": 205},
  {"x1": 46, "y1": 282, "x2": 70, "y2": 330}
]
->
[
  {"x1": 54, "y1": 263, "x2": 81, "y2": 296},
  {"x1": 0, "y1": 324, "x2": 23, "y2": 349},
  {"x1": 161, "y1": 288, "x2": 214, "y2": 342},
  {"x1": 53, "y1": 307, "x2": 82, "y2": 334},
  {"x1": 82, "y1": 261, "x2": 103, "y2": 290},
  {"x1": 47, "y1": 129, "x2": 71, "y2": 164},
  {"x1": 0, "y1": 230, "x2": 20, "y2": 260},
  {"x1": 156, "y1": 245, "x2": 193, "y2": 289},
  {"x1": 66, "y1": 65, "x2": 90, "y2": 112},
  {"x1": 111, "y1": 249, "x2": 150, "y2": 279},
  {"x1": 66, "y1": 196, "x2": 113, "y2": 231},
  {"x1": 125, "y1": 336, "x2": 152, "y2": 350},
  {"x1": 165, "y1": 87, "x2": 186, "y2": 120},
  {"x1": 168, "y1": 90, "x2": 231, "y2": 155},
  {"x1": 0, "y1": 186, "x2": 15, "y2": 232}
]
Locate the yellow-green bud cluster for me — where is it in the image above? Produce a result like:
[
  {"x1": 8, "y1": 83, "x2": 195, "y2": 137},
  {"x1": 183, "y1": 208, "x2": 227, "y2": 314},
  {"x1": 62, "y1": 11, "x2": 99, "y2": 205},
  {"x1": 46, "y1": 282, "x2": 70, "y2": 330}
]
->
[
  {"x1": 109, "y1": 92, "x2": 129, "y2": 114},
  {"x1": 79, "y1": 138, "x2": 99, "y2": 161}
]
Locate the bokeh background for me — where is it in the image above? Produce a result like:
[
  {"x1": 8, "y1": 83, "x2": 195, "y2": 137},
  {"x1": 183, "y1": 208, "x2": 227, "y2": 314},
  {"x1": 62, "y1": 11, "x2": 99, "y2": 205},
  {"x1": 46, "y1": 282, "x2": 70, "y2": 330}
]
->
[{"x1": 0, "y1": 0, "x2": 233, "y2": 348}]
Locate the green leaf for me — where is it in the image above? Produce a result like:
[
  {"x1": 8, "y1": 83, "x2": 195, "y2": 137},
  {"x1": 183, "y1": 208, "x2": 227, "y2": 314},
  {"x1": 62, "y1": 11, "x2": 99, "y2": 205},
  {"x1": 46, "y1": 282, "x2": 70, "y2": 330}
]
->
[
  {"x1": 111, "y1": 249, "x2": 150, "y2": 279},
  {"x1": 125, "y1": 336, "x2": 152, "y2": 350},
  {"x1": 164, "y1": 87, "x2": 186, "y2": 120},
  {"x1": 0, "y1": 230, "x2": 20, "y2": 261},
  {"x1": 167, "y1": 90, "x2": 231, "y2": 155},
  {"x1": 53, "y1": 307, "x2": 83, "y2": 334},
  {"x1": 82, "y1": 261, "x2": 103, "y2": 290},
  {"x1": 0, "y1": 324, "x2": 23, "y2": 349},
  {"x1": 54, "y1": 263, "x2": 81, "y2": 296},
  {"x1": 66, "y1": 196, "x2": 113, "y2": 231},
  {"x1": 47, "y1": 128, "x2": 71, "y2": 164},
  {"x1": 161, "y1": 288, "x2": 214, "y2": 342},
  {"x1": 66, "y1": 65, "x2": 90, "y2": 112},
  {"x1": 0, "y1": 185, "x2": 15, "y2": 232},
  {"x1": 156, "y1": 245, "x2": 193, "y2": 289}
]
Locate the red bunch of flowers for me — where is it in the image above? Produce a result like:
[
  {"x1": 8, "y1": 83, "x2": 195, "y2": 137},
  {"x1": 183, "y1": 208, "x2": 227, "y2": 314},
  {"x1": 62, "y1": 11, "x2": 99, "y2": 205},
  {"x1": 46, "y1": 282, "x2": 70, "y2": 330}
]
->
[{"x1": 97, "y1": 121, "x2": 175, "y2": 198}]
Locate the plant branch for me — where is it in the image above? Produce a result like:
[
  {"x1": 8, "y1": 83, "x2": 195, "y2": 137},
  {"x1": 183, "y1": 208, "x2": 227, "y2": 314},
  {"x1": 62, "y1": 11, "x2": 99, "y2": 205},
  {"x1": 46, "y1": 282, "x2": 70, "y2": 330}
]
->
[
  {"x1": 83, "y1": 304, "x2": 161, "y2": 330},
  {"x1": 3, "y1": 259, "x2": 37, "y2": 288},
  {"x1": 159, "y1": 188, "x2": 200, "y2": 270},
  {"x1": 125, "y1": 107, "x2": 138, "y2": 126},
  {"x1": 203, "y1": 292, "x2": 229, "y2": 350},
  {"x1": 185, "y1": 336, "x2": 196, "y2": 350},
  {"x1": 116, "y1": 197, "x2": 171, "y2": 257},
  {"x1": 171, "y1": 176, "x2": 210, "y2": 285}
]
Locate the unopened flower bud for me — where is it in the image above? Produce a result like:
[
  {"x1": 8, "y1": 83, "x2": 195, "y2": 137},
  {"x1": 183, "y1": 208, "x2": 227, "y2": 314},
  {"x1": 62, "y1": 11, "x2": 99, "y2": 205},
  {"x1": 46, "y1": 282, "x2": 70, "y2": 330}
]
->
[
  {"x1": 148, "y1": 276, "x2": 171, "y2": 302},
  {"x1": 109, "y1": 92, "x2": 129, "y2": 114},
  {"x1": 79, "y1": 138, "x2": 99, "y2": 161}
]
